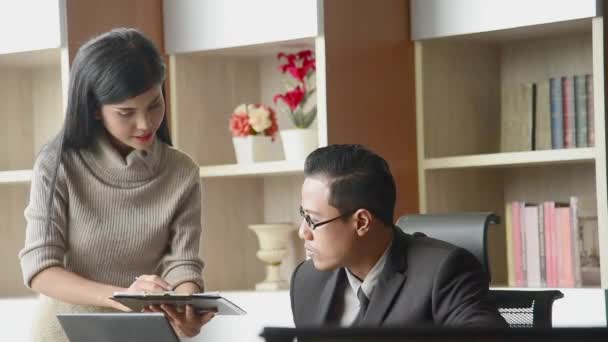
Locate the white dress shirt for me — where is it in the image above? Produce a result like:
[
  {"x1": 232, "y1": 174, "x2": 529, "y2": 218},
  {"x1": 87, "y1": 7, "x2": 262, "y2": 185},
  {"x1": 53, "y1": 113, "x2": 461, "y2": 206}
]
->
[{"x1": 339, "y1": 240, "x2": 393, "y2": 326}]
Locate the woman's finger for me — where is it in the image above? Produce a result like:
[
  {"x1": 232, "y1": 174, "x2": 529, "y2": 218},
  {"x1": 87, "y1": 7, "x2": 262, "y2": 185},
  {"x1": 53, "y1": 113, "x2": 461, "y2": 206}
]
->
[
  {"x1": 134, "y1": 280, "x2": 169, "y2": 293},
  {"x1": 149, "y1": 305, "x2": 163, "y2": 313},
  {"x1": 200, "y1": 312, "x2": 215, "y2": 325},
  {"x1": 136, "y1": 275, "x2": 172, "y2": 291},
  {"x1": 160, "y1": 304, "x2": 181, "y2": 322},
  {"x1": 185, "y1": 305, "x2": 196, "y2": 322}
]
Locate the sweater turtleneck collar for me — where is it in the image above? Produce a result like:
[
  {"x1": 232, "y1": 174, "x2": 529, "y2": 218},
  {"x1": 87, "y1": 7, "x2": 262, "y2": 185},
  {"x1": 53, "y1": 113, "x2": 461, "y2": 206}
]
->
[{"x1": 79, "y1": 131, "x2": 165, "y2": 187}]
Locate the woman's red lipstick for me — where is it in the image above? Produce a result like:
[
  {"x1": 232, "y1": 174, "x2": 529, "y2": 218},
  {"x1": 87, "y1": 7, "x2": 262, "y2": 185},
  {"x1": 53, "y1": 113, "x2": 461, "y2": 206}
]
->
[{"x1": 134, "y1": 133, "x2": 153, "y2": 143}]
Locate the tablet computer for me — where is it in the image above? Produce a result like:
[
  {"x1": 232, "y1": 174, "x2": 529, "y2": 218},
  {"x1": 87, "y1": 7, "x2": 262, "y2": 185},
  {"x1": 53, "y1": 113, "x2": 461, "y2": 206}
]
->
[
  {"x1": 57, "y1": 312, "x2": 178, "y2": 342},
  {"x1": 111, "y1": 292, "x2": 247, "y2": 315}
]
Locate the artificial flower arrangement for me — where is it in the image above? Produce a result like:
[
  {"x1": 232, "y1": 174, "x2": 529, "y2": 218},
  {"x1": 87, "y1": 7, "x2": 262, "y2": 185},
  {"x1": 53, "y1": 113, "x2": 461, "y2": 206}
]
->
[
  {"x1": 273, "y1": 49, "x2": 316, "y2": 128},
  {"x1": 229, "y1": 103, "x2": 279, "y2": 141}
]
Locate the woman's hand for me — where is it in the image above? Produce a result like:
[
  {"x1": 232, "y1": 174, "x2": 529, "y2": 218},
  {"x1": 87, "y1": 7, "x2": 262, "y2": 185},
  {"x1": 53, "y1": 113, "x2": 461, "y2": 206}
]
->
[
  {"x1": 150, "y1": 304, "x2": 215, "y2": 337},
  {"x1": 127, "y1": 274, "x2": 172, "y2": 293},
  {"x1": 108, "y1": 274, "x2": 172, "y2": 312}
]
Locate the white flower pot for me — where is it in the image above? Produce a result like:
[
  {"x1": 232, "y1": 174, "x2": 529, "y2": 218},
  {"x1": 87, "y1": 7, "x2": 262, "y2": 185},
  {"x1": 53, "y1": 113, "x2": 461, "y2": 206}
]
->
[
  {"x1": 280, "y1": 128, "x2": 318, "y2": 161},
  {"x1": 232, "y1": 136, "x2": 282, "y2": 164}
]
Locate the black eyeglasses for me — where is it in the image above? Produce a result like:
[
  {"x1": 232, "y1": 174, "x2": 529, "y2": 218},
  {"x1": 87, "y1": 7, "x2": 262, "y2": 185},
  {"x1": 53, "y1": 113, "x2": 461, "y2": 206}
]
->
[{"x1": 299, "y1": 206, "x2": 355, "y2": 230}]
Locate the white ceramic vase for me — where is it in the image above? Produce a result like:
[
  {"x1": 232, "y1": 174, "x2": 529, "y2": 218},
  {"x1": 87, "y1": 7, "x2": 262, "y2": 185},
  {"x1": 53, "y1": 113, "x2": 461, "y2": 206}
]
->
[
  {"x1": 232, "y1": 136, "x2": 283, "y2": 164},
  {"x1": 279, "y1": 128, "x2": 318, "y2": 161},
  {"x1": 248, "y1": 223, "x2": 296, "y2": 291}
]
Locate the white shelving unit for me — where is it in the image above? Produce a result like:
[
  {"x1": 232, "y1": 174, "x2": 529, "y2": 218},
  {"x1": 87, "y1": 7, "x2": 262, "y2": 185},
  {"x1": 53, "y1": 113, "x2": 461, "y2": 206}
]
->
[
  {"x1": 0, "y1": 0, "x2": 67, "y2": 297},
  {"x1": 412, "y1": 0, "x2": 607, "y2": 288},
  {"x1": 164, "y1": 0, "x2": 418, "y2": 290}
]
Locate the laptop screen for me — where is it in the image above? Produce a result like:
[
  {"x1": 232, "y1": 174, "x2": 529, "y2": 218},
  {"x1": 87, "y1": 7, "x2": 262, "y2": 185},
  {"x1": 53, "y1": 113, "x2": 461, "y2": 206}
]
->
[{"x1": 57, "y1": 312, "x2": 179, "y2": 342}]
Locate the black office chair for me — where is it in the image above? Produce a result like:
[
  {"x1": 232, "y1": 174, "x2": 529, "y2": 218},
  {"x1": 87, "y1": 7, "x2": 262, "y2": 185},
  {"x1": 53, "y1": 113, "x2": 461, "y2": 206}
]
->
[
  {"x1": 489, "y1": 289, "x2": 564, "y2": 328},
  {"x1": 395, "y1": 212, "x2": 563, "y2": 328},
  {"x1": 395, "y1": 212, "x2": 498, "y2": 279}
]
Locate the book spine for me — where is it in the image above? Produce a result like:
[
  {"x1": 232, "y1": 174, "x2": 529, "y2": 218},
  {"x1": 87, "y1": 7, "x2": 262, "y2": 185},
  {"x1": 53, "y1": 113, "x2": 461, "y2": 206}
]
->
[
  {"x1": 562, "y1": 76, "x2": 575, "y2": 148},
  {"x1": 543, "y1": 202, "x2": 555, "y2": 287},
  {"x1": 524, "y1": 204, "x2": 541, "y2": 287},
  {"x1": 505, "y1": 202, "x2": 515, "y2": 287},
  {"x1": 575, "y1": 75, "x2": 588, "y2": 147},
  {"x1": 570, "y1": 196, "x2": 582, "y2": 287},
  {"x1": 550, "y1": 77, "x2": 564, "y2": 149},
  {"x1": 531, "y1": 83, "x2": 537, "y2": 150},
  {"x1": 562, "y1": 207, "x2": 575, "y2": 287},
  {"x1": 586, "y1": 74, "x2": 594, "y2": 146},
  {"x1": 520, "y1": 202, "x2": 528, "y2": 286},
  {"x1": 512, "y1": 201, "x2": 523, "y2": 287},
  {"x1": 535, "y1": 81, "x2": 552, "y2": 150},
  {"x1": 538, "y1": 204, "x2": 546, "y2": 287}
]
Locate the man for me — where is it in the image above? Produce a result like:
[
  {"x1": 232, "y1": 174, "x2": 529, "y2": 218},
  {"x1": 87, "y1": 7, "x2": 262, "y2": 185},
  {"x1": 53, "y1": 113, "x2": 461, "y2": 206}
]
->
[{"x1": 291, "y1": 144, "x2": 507, "y2": 327}]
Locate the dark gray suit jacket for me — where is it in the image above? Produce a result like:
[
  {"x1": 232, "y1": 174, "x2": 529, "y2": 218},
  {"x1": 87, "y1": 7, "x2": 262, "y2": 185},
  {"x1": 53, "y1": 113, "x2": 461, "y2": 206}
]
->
[{"x1": 290, "y1": 228, "x2": 507, "y2": 328}]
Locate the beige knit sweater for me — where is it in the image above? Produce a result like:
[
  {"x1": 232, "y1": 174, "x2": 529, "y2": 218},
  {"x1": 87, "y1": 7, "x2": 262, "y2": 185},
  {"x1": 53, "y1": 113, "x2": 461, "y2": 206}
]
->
[
  {"x1": 19, "y1": 132, "x2": 205, "y2": 342},
  {"x1": 19, "y1": 133, "x2": 205, "y2": 290}
]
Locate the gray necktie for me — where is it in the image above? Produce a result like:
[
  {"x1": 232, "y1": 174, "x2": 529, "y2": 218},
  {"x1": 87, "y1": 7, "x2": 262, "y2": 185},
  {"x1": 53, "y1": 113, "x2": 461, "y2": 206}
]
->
[{"x1": 352, "y1": 287, "x2": 370, "y2": 325}]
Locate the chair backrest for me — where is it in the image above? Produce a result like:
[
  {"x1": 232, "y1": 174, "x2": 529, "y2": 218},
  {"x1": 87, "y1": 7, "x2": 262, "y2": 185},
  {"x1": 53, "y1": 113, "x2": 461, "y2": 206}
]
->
[
  {"x1": 395, "y1": 212, "x2": 498, "y2": 278},
  {"x1": 395, "y1": 212, "x2": 564, "y2": 328},
  {"x1": 489, "y1": 290, "x2": 564, "y2": 328}
]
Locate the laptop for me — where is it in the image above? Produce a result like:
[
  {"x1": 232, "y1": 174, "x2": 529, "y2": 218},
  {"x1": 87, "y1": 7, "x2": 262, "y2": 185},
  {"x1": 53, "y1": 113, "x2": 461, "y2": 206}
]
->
[{"x1": 57, "y1": 312, "x2": 179, "y2": 342}]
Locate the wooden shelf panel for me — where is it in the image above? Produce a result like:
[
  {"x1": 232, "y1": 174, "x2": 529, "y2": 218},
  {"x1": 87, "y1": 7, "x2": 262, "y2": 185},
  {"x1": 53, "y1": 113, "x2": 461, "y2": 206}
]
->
[
  {"x1": 199, "y1": 160, "x2": 304, "y2": 178},
  {"x1": 0, "y1": 48, "x2": 61, "y2": 68},
  {"x1": 0, "y1": 170, "x2": 32, "y2": 184},
  {"x1": 424, "y1": 148, "x2": 595, "y2": 170}
]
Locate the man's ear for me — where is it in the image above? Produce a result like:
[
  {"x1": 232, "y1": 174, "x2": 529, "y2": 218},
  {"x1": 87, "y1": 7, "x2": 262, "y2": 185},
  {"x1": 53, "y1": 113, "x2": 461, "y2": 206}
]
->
[{"x1": 354, "y1": 209, "x2": 373, "y2": 237}]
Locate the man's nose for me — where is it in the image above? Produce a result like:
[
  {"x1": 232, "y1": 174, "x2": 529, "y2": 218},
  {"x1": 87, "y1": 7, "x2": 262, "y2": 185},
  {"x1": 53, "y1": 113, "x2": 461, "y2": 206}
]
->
[{"x1": 298, "y1": 220, "x2": 312, "y2": 240}]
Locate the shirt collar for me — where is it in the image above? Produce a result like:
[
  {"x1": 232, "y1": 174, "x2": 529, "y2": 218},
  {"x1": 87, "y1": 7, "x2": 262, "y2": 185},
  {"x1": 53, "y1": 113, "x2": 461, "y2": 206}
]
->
[{"x1": 345, "y1": 237, "x2": 393, "y2": 299}]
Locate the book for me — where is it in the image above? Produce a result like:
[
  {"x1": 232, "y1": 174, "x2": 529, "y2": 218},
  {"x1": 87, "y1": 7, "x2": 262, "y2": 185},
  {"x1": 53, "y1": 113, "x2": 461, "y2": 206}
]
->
[
  {"x1": 535, "y1": 81, "x2": 552, "y2": 150},
  {"x1": 543, "y1": 202, "x2": 557, "y2": 287},
  {"x1": 574, "y1": 75, "x2": 588, "y2": 147},
  {"x1": 549, "y1": 77, "x2": 564, "y2": 149},
  {"x1": 555, "y1": 204, "x2": 574, "y2": 287},
  {"x1": 111, "y1": 291, "x2": 247, "y2": 315},
  {"x1": 502, "y1": 83, "x2": 534, "y2": 152},
  {"x1": 537, "y1": 204, "x2": 547, "y2": 287},
  {"x1": 505, "y1": 202, "x2": 515, "y2": 287},
  {"x1": 570, "y1": 196, "x2": 582, "y2": 287},
  {"x1": 523, "y1": 204, "x2": 541, "y2": 287},
  {"x1": 511, "y1": 201, "x2": 525, "y2": 286},
  {"x1": 562, "y1": 76, "x2": 576, "y2": 148},
  {"x1": 586, "y1": 74, "x2": 594, "y2": 146}
]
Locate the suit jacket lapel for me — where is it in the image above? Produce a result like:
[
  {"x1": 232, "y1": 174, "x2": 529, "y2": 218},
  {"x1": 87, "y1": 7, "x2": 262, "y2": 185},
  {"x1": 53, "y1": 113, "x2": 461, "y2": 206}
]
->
[
  {"x1": 314, "y1": 268, "x2": 344, "y2": 325},
  {"x1": 362, "y1": 228, "x2": 409, "y2": 325}
]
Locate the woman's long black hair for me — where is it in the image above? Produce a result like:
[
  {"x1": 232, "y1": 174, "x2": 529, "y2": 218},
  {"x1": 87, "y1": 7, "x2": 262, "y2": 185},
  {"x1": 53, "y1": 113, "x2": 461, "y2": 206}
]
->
[{"x1": 44, "y1": 28, "x2": 172, "y2": 238}]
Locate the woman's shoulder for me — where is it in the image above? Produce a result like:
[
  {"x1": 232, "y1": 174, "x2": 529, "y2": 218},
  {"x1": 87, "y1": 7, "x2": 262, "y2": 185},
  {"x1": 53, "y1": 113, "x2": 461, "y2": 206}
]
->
[
  {"x1": 161, "y1": 143, "x2": 199, "y2": 176},
  {"x1": 34, "y1": 140, "x2": 69, "y2": 176}
]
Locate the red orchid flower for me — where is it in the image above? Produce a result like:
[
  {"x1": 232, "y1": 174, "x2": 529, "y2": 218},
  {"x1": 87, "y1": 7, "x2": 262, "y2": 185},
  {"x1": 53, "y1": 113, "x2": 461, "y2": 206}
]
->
[
  {"x1": 297, "y1": 50, "x2": 313, "y2": 60},
  {"x1": 273, "y1": 86, "x2": 305, "y2": 111}
]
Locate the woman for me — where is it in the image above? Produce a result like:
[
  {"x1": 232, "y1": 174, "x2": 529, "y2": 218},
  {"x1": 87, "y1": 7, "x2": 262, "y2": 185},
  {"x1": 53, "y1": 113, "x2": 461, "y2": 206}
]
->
[{"x1": 19, "y1": 28, "x2": 213, "y2": 341}]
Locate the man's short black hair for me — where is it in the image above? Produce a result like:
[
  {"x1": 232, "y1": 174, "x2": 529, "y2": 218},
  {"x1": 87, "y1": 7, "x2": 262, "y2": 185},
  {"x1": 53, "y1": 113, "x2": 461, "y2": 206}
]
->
[{"x1": 304, "y1": 144, "x2": 396, "y2": 226}]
